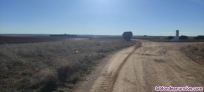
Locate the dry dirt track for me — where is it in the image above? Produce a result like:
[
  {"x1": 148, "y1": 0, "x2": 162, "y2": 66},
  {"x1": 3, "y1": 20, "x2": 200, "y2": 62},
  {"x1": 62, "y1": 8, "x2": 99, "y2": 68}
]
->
[{"x1": 75, "y1": 40, "x2": 204, "y2": 92}]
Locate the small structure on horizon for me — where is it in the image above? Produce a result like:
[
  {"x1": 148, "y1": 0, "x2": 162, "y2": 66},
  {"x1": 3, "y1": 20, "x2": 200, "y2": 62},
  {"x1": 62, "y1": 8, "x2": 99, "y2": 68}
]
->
[
  {"x1": 50, "y1": 34, "x2": 77, "y2": 38},
  {"x1": 122, "y1": 31, "x2": 133, "y2": 42},
  {"x1": 171, "y1": 30, "x2": 179, "y2": 42}
]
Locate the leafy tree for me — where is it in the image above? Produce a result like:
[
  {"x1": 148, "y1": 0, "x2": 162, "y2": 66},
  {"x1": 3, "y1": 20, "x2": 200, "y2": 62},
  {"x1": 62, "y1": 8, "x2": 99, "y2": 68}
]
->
[
  {"x1": 194, "y1": 35, "x2": 204, "y2": 39},
  {"x1": 167, "y1": 36, "x2": 174, "y2": 39},
  {"x1": 122, "y1": 31, "x2": 133, "y2": 41},
  {"x1": 179, "y1": 35, "x2": 188, "y2": 39}
]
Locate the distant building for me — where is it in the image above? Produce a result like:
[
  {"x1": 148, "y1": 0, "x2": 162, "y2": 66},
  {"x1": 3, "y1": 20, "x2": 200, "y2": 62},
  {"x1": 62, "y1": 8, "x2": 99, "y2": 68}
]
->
[
  {"x1": 171, "y1": 30, "x2": 179, "y2": 42},
  {"x1": 50, "y1": 34, "x2": 77, "y2": 37}
]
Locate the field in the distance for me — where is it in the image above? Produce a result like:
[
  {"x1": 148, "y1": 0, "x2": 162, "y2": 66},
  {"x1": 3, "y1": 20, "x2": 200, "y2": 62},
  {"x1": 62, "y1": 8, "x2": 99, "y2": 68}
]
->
[
  {"x1": 0, "y1": 37, "x2": 136, "y2": 92},
  {"x1": 133, "y1": 36, "x2": 204, "y2": 42},
  {"x1": 0, "y1": 36, "x2": 68, "y2": 44}
]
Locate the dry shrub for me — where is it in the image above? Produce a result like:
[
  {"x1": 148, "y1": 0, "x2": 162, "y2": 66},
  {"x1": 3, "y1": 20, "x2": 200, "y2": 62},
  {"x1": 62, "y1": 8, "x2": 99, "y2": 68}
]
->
[
  {"x1": 0, "y1": 38, "x2": 136, "y2": 91},
  {"x1": 181, "y1": 43, "x2": 204, "y2": 66}
]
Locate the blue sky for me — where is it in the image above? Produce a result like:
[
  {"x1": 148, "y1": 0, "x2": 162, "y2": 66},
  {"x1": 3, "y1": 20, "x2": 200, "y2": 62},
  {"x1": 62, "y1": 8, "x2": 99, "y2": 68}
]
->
[{"x1": 0, "y1": 0, "x2": 204, "y2": 36}]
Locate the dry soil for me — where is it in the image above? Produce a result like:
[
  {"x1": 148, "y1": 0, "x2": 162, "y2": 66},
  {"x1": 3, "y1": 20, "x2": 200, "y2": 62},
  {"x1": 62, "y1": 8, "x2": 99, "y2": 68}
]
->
[{"x1": 75, "y1": 40, "x2": 204, "y2": 92}]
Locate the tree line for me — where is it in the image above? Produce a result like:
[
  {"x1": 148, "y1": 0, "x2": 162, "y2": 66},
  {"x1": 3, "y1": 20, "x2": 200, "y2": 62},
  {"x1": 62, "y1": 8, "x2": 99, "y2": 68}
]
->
[{"x1": 167, "y1": 35, "x2": 204, "y2": 40}]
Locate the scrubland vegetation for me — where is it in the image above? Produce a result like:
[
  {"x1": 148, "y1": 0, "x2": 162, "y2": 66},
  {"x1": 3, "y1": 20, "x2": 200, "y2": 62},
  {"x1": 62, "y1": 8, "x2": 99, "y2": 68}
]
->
[
  {"x1": 0, "y1": 38, "x2": 136, "y2": 92},
  {"x1": 181, "y1": 43, "x2": 204, "y2": 66},
  {"x1": 133, "y1": 36, "x2": 204, "y2": 42},
  {"x1": 0, "y1": 36, "x2": 66, "y2": 44}
]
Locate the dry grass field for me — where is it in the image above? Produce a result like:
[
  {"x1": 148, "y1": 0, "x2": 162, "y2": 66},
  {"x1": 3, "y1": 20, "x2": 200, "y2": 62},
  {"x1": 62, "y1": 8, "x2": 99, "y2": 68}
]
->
[
  {"x1": 0, "y1": 38, "x2": 136, "y2": 92},
  {"x1": 0, "y1": 36, "x2": 68, "y2": 44},
  {"x1": 181, "y1": 43, "x2": 204, "y2": 66}
]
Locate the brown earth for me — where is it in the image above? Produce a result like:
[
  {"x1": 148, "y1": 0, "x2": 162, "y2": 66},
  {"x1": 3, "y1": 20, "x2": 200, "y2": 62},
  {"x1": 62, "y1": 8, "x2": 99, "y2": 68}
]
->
[{"x1": 75, "y1": 40, "x2": 204, "y2": 92}]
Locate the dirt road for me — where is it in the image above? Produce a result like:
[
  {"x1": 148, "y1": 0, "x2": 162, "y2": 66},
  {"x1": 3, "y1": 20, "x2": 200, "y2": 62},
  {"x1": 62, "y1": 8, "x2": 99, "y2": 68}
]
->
[{"x1": 75, "y1": 40, "x2": 204, "y2": 92}]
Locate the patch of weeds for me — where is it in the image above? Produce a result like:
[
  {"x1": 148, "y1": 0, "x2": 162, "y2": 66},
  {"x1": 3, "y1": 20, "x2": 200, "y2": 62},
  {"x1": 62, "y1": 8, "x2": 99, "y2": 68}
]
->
[
  {"x1": 39, "y1": 80, "x2": 57, "y2": 92},
  {"x1": 66, "y1": 84, "x2": 74, "y2": 89},
  {"x1": 57, "y1": 65, "x2": 73, "y2": 82},
  {"x1": 69, "y1": 76, "x2": 81, "y2": 84},
  {"x1": 193, "y1": 47, "x2": 199, "y2": 51},
  {"x1": 154, "y1": 59, "x2": 165, "y2": 63}
]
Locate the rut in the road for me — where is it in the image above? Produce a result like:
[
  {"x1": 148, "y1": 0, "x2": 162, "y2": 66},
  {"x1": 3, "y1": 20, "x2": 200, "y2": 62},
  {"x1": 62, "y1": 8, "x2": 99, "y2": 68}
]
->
[{"x1": 98, "y1": 42, "x2": 141, "y2": 92}]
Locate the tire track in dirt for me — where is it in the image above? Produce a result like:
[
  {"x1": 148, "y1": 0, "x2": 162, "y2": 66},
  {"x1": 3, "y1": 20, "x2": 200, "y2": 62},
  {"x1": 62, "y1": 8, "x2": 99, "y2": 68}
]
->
[
  {"x1": 112, "y1": 41, "x2": 204, "y2": 92},
  {"x1": 96, "y1": 42, "x2": 142, "y2": 92},
  {"x1": 109, "y1": 42, "x2": 141, "y2": 92},
  {"x1": 75, "y1": 40, "x2": 204, "y2": 92}
]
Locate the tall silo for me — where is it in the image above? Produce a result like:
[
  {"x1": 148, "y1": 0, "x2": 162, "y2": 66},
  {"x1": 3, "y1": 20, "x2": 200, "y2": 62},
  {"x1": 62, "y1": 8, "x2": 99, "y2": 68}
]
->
[
  {"x1": 171, "y1": 30, "x2": 179, "y2": 42},
  {"x1": 176, "y1": 30, "x2": 179, "y2": 39}
]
